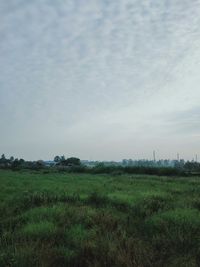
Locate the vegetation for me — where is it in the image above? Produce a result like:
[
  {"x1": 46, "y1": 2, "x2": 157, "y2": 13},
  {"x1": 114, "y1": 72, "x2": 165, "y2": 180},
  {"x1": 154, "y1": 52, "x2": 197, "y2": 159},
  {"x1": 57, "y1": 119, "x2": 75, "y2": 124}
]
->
[
  {"x1": 0, "y1": 169, "x2": 200, "y2": 266},
  {"x1": 1, "y1": 154, "x2": 200, "y2": 177},
  {"x1": 54, "y1": 156, "x2": 81, "y2": 166}
]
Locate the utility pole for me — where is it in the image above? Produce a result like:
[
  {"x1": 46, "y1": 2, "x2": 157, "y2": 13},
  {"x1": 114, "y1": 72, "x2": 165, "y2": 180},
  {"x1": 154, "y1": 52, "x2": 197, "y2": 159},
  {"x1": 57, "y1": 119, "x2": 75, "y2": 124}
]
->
[{"x1": 153, "y1": 150, "x2": 156, "y2": 162}]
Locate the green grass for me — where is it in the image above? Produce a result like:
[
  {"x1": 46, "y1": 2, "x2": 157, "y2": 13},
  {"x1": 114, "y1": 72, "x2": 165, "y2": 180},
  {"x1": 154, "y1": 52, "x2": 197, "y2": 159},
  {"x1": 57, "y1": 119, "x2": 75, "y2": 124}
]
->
[
  {"x1": 21, "y1": 221, "x2": 57, "y2": 239},
  {"x1": 0, "y1": 169, "x2": 200, "y2": 266}
]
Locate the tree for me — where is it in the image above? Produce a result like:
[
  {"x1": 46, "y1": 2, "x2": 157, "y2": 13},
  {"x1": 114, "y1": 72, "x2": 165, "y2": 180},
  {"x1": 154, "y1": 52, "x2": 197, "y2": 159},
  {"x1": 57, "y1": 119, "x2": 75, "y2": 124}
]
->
[
  {"x1": 35, "y1": 160, "x2": 45, "y2": 168},
  {"x1": 0, "y1": 154, "x2": 7, "y2": 165},
  {"x1": 10, "y1": 156, "x2": 14, "y2": 162},
  {"x1": 11, "y1": 158, "x2": 25, "y2": 169},
  {"x1": 12, "y1": 159, "x2": 20, "y2": 168},
  {"x1": 54, "y1": 156, "x2": 61, "y2": 163},
  {"x1": 0, "y1": 154, "x2": 6, "y2": 161},
  {"x1": 60, "y1": 155, "x2": 65, "y2": 162},
  {"x1": 62, "y1": 157, "x2": 81, "y2": 166}
]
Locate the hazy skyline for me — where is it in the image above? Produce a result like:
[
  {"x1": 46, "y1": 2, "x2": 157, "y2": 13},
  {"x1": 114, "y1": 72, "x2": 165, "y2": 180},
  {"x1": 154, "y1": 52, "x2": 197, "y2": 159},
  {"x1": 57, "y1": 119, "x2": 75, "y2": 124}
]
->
[{"x1": 1, "y1": 0, "x2": 200, "y2": 161}]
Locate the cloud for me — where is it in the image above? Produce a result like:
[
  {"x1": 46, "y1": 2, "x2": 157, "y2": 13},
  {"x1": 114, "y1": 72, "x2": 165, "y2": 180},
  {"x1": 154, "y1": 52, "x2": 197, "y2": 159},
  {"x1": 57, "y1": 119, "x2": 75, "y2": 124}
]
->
[
  {"x1": 164, "y1": 107, "x2": 200, "y2": 135},
  {"x1": 0, "y1": 0, "x2": 200, "y2": 159}
]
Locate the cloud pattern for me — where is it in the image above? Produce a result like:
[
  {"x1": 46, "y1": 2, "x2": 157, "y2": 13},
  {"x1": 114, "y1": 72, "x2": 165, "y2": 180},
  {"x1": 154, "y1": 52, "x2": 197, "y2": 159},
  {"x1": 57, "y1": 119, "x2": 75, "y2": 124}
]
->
[{"x1": 0, "y1": 0, "x2": 200, "y2": 160}]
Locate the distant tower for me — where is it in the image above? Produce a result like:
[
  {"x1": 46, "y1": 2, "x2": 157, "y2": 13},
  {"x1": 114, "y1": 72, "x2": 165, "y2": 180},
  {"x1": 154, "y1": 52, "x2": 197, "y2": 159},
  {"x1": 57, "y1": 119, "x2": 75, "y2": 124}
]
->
[
  {"x1": 177, "y1": 153, "x2": 180, "y2": 161},
  {"x1": 195, "y1": 154, "x2": 198, "y2": 162},
  {"x1": 153, "y1": 151, "x2": 156, "y2": 162}
]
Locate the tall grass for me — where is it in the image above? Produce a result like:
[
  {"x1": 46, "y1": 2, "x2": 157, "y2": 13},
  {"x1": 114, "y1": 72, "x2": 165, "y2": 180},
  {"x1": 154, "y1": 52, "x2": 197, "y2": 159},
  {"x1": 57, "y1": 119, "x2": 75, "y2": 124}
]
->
[{"x1": 0, "y1": 170, "x2": 200, "y2": 266}]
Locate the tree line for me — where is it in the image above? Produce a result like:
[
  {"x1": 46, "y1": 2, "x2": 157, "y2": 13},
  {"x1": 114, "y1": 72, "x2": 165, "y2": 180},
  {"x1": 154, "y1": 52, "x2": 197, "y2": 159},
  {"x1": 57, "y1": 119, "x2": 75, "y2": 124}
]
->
[
  {"x1": 0, "y1": 153, "x2": 200, "y2": 176},
  {"x1": 0, "y1": 154, "x2": 81, "y2": 170}
]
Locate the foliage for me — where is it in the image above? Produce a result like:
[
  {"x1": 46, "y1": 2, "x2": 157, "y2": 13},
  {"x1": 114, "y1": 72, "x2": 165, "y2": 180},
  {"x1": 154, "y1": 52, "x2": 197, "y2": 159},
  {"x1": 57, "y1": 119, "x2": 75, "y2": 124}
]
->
[{"x1": 1, "y1": 153, "x2": 200, "y2": 176}]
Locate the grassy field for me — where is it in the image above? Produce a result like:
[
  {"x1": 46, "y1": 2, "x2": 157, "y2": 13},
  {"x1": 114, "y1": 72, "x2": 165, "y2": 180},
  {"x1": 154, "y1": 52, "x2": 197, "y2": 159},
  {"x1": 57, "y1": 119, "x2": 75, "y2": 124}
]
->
[{"x1": 0, "y1": 169, "x2": 200, "y2": 267}]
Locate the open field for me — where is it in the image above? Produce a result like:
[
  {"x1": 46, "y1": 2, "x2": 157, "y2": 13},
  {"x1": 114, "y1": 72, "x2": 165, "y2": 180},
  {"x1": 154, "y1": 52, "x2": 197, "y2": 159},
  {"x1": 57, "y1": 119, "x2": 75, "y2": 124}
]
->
[{"x1": 0, "y1": 170, "x2": 200, "y2": 267}]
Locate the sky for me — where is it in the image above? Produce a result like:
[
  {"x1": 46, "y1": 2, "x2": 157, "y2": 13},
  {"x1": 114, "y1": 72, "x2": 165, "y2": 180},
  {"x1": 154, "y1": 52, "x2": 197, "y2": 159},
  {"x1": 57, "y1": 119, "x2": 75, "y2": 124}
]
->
[{"x1": 0, "y1": 0, "x2": 200, "y2": 161}]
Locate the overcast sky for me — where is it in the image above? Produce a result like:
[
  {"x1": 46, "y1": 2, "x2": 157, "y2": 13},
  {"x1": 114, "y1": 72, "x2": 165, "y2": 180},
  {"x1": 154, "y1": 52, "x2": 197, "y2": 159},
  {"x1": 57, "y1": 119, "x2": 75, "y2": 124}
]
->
[{"x1": 1, "y1": 0, "x2": 200, "y2": 161}]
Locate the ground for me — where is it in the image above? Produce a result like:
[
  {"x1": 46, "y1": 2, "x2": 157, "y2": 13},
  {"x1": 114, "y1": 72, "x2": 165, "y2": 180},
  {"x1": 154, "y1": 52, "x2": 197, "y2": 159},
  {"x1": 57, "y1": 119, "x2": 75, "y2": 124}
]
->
[{"x1": 0, "y1": 169, "x2": 200, "y2": 267}]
